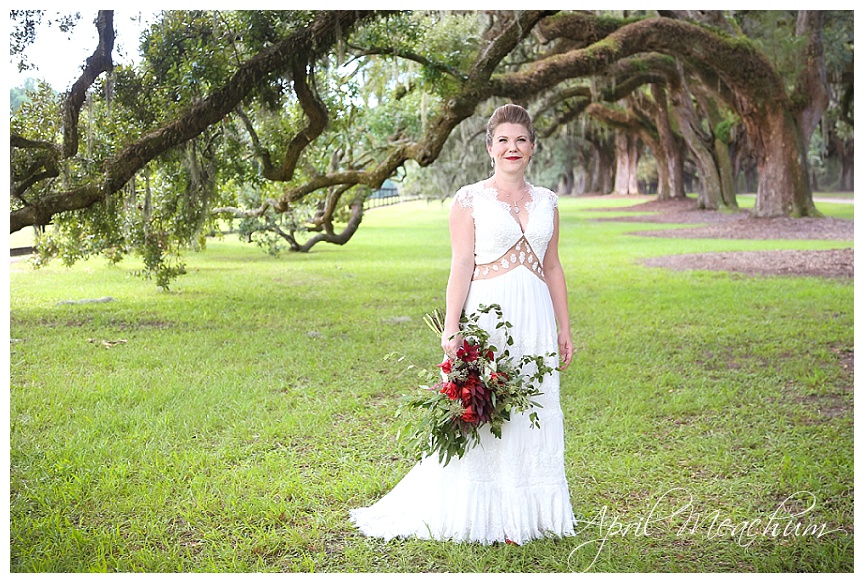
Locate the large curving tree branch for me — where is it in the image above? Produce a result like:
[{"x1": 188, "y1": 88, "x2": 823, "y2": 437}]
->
[
  {"x1": 264, "y1": 60, "x2": 330, "y2": 182},
  {"x1": 215, "y1": 10, "x2": 555, "y2": 222},
  {"x1": 491, "y1": 16, "x2": 784, "y2": 105},
  {"x1": 62, "y1": 10, "x2": 115, "y2": 159},
  {"x1": 10, "y1": 10, "x2": 380, "y2": 233},
  {"x1": 523, "y1": 52, "x2": 679, "y2": 139},
  {"x1": 346, "y1": 44, "x2": 469, "y2": 81},
  {"x1": 535, "y1": 11, "x2": 638, "y2": 47},
  {"x1": 296, "y1": 201, "x2": 365, "y2": 252},
  {"x1": 489, "y1": 13, "x2": 822, "y2": 218},
  {"x1": 585, "y1": 100, "x2": 654, "y2": 139},
  {"x1": 11, "y1": 11, "x2": 114, "y2": 212}
]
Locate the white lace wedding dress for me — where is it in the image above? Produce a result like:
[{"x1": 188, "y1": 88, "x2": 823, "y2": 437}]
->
[{"x1": 350, "y1": 181, "x2": 576, "y2": 545}]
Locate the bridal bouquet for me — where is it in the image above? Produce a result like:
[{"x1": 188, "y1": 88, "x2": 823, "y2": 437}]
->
[{"x1": 396, "y1": 304, "x2": 555, "y2": 467}]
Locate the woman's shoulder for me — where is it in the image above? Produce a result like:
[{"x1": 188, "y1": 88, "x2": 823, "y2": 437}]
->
[
  {"x1": 529, "y1": 183, "x2": 559, "y2": 207},
  {"x1": 452, "y1": 180, "x2": 491, "y2": 208}
]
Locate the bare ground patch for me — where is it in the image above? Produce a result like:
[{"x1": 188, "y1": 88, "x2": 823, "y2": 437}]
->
[
  {"x1": 642, "y1": 248, "x2": 853, "y2": 279},
  {"x1": 589, "y1": 197, "x2": 853, "y2": 239},
  {"x1": 588, "y1": 195, "x2": 716, "y2": 215},
  {"x1": 581, "y1": 196, "x2": 854, "y2": 278},
  {"x1": 629, "y1": 216, "x2": 853, "y2": 241},
  {"x1": 780, "y1": 348, "x2": 853, "y2": 424}
]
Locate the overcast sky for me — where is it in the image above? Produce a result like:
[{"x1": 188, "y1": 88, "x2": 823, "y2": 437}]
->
[{"x1": 10, "y1": 11, "x2": 153, "y2": 91}]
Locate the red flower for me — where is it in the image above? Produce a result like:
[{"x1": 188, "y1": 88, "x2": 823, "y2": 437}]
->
[
  {"x1": 457, "y1": 340, "x2": 480, "y2": 362},
  {"x1": 441, "y1": 381, "x2": 458, "y2": 400},
  {"x1": 486, "y1": 349, "x2": 494, "y2": 361},
  {"x1": 437, "y1": 359, "x2": 453, "y2": 374},
  {"x1": 461, "y1": 405, "x2": 478, "y2": 423}
]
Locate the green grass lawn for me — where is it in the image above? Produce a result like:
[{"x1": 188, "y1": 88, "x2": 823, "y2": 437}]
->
[{"x1": 8, "y1": 195, "x2": 853, "y2": 572}]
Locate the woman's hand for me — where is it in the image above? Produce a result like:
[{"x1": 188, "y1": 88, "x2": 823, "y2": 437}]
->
[
  {"x1": 557, "y1": 330, "x2": 574, "y2": 370},
  {"x1": 442, "y1": 328, "x2": 462, "y2": 359}
]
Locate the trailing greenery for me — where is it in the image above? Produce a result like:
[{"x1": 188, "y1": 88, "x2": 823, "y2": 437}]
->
[
  {"x1": 396, "y1": 304, "x2": 552, "y2": 467},
  {"x1": 9, "y1": 196, "x2": 853, "y2": 572}
]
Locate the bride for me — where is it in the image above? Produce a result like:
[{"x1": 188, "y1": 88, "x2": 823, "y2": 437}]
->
[{"x1": 350, "y1": 104, "x2": 576, "y2": 545}]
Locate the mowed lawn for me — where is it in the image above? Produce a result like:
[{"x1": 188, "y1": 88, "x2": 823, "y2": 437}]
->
[{"x1": 8, "y1": 195, "x2": 853, "y2": 572}]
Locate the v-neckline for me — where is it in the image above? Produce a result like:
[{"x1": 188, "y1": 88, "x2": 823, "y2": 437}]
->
[{"x1": 485, "y1": 183, "x2": 533, "y2": 236}]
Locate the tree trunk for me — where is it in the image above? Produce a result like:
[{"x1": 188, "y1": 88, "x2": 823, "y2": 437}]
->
[
  {"x1": 693, "y1": 86, "x2": 738, "y2": 208},
  {"x1": 810, "y1": 168, "x2": 820, "y2": 192},
  {"x1": 627, "y1": 135, "x2": 640, "y2": 194},
  {"x1": 713, "y1": 135, "x2": 737, "y2": 208},
  {"x1": 794, "y1": 11, "x2": 830, "y2": 148},
  {"x1": 677, "y1": 116, "x2": 723, "y2": 210},
  {"x1": 571, "y1": 145, "x2": 590, "y2": 194},
  {"x1": 670, "y1": 137, "x2": 688, "y2": 199},
  {"x1": 574, "y1": 170, "x2": 586, "y2": 194},
  {"x1": 835, "y1": 135, "x2": 854, "y2": 191},
  {"x1": 648, "y1": 84, "x2": 685, "y2": 200},
  {"x1": 613, "y1": 131, "x2": 631, "y2": 194},
  {"x1": 598, "y1": 148, "x2": 614, "y2": 194},
  {"x1": 750, "y1": 105, "x2": 817, "y2": 217},
  {"x1": 653, "y1": 144, "x2": 671, "y2": 200},
  {"x1": 671, "y1": 90, "x2": 723, "y2": 209},
  {"x1": 589, "y1": 136, "x2": 615, "y2": 194},
  {"x1": 672, "y1": 80, "x2": 741, "y2": 210},
  {"x1": 730, "y1": 132, "x2": 757, "y2": 194},
  {"x1": 840, "y1": 156, "x2": 853, "y2": 192},
  {"x1": 737, "y1": 157, "x2": 758, "y2": 194},
  {"x1": 557, "y1": 169, "x2": 574, "y2": 195},
  {"x1": 745, "y1": 10, "x2": 825, "y2": 217}
]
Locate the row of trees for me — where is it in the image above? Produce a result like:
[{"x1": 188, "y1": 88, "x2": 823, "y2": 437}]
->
[{"x1": 9, "y1": 10, "x2": 854, "y2": 287}]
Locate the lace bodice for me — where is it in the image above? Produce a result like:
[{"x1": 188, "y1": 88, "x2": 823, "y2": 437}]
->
[{"x1": 453, "y1": 181, "x2": 558, "y2": 267}]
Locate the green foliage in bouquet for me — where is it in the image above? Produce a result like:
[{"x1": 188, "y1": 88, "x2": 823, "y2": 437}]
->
[{"x1": 396, "y1": 304, "x2": 556, "y2": 467}]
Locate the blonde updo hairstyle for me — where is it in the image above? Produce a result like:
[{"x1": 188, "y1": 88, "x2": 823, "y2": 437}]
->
[{"x1": 485, "y1": 104, "x2": 537, "y2": 147}]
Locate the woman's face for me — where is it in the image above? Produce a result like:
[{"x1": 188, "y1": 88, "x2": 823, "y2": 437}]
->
[{"x1": 487, "y1": 122, "x2": 534, "y2": 175}]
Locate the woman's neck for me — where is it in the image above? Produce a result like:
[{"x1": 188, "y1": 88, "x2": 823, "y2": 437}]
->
[{"x1": 489, "y1": 171, "x2": 527, "y2": 191}]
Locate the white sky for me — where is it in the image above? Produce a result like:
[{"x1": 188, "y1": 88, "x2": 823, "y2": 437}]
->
[{"x1": 10, "y1": 10, "x2": 154, "y2": 91}]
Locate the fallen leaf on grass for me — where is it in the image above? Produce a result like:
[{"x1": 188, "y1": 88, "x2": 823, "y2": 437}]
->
[{"x1": 88, "y1": 338, "x2": 128, "y2": 348}]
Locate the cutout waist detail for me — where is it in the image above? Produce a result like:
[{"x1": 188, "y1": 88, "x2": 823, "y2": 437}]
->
[{"x1": 472, "y1": 236, "x2": 545, "y2": 282}]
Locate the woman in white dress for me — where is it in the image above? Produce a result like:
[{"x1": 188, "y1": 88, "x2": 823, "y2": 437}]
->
[{"x1": 350, "y1": 104, "x2": 576, "y2": 545}]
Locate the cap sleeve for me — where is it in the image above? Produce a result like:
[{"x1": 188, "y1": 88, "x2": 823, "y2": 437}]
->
[
  {"x1": 452, "y1": 185, "x2": 474, "y2": 209},
  {"x1": 532, "y1": 185, "x2": 557, "y2": 209}
]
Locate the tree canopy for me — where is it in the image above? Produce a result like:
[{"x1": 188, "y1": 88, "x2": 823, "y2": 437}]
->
[{"x1": 9, "y1": 10, "x2": 853, "y2": 287}]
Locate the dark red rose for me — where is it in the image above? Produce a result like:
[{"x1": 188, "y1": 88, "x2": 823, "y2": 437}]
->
[
  {"x1": 441, "y1": 381, "x2": 458, "y2": 400},
  {"x1": 457, "y1": 340, "x2": 480, "y2": 362},
  {"x1": 461, "y1": 405, "x2": 478, "y2": 423},
  {"x1": 437, "y1": 359, "x2": 453, "y2": 374},
  {"x1": 486, "y1": 349, "x2": 494, "y2": 361}
]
